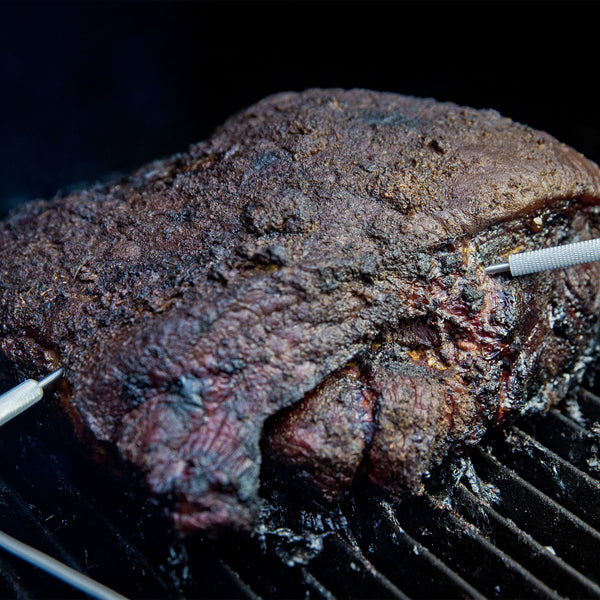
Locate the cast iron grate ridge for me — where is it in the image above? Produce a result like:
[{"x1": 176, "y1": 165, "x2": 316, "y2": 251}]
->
[
  {"x1": 453, "y1": 482, "x2": 600, "y2": 597},
  {"x1": 352, "y1": 498, "x2": 485, "y2": 600},
  {"x1": 489, "y1": 425, "x2": 600, "y2": 527}
]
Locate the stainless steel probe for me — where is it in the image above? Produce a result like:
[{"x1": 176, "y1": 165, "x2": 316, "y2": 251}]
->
[
  {"x1": 0, "y1": 529, "x2": 128, "y2": 600},
  {"x1": 0, "y1": 368, "x2": 129, "y2": 599},
  {"x1": 485, "y1": 238, "x2": 600, "y2": 276},
  {"x1": 0, "y1": 368, "x2": 63, "y2": 427}
]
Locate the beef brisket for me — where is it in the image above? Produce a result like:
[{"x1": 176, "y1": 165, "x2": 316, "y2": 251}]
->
[{"x1": 1, "y1": 89, "x2": 600, "y2": 533}]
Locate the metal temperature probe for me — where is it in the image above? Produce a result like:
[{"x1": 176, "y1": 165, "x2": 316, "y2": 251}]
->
[
  {"x1": 0, "y1": 368, "x2": 129, "y2": 599},
  {"x1": 486, "y1": 238, "x2": 600, "y2": 276},
  {"x1": 0, "y1": 368, "x2": 63, "y2": 427}
]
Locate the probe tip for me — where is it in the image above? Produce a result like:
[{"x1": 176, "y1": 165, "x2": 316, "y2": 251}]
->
[
  {"x1": 38, "y1": 368, "x2": 64, "y2": 389},
  {"x1": 485, "y1": 262, "x2": 511, "y2": 275}
]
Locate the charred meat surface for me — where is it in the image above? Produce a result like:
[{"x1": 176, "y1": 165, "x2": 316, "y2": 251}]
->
[{"x1": 1, "y1": 89, "x2": 600, "y2": 533}]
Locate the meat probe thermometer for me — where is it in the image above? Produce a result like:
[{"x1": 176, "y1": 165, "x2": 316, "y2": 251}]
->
[
  {"x1": 0, "y1": 369, "x2": 129, "y2": 600},
  {"x1": 485, "y1": 238, "x2": 600, "y2": 276},
  {"x1": 0, "y1": 367, "x2": 63, "y2": 427}
]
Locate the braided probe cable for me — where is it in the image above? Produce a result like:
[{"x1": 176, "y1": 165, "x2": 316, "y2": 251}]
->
[{"x1": 485, "y1": 238, "x2": 600, "y2": 276}]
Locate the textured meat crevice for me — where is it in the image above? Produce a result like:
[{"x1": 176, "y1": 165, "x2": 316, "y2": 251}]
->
[{"x1": 264, "y1": 362, "x2": 377, "y2": 499}]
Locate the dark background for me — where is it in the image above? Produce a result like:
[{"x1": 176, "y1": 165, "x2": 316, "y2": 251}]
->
[{"x1": 1, "y1": 1, "x2": 598, "y2": 218}]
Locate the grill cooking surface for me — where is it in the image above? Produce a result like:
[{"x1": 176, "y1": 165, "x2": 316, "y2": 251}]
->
[{"x1": 1, "y1": 383, "x2": 600, "y2": 599}]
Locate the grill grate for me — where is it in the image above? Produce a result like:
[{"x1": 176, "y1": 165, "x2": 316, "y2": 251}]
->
[{"x1": 1, "y1": 385, "x2": 600, "y2": 598}]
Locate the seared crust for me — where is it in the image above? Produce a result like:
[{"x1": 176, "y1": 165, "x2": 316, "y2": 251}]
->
[{"x1": 2, "y1": 89, "x2": 600, "y2": 533}]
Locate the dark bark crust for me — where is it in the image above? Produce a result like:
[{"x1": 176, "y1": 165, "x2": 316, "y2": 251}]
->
[{"x1": 2, "y1": 89, "x2": 600, "y2": 533}]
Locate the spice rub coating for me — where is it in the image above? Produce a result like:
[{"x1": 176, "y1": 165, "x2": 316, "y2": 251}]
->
[{"x1": 2, "y1": 89, "x2": 600, "y2": 533}]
